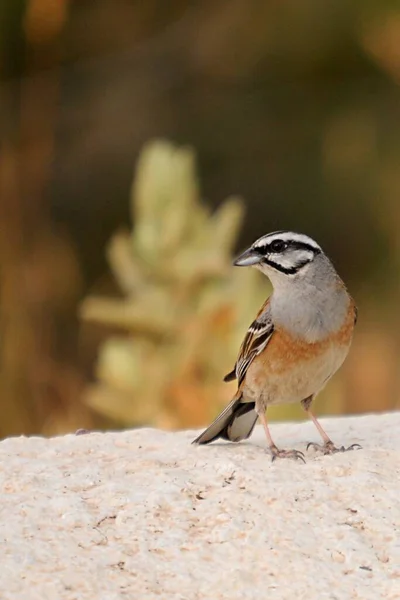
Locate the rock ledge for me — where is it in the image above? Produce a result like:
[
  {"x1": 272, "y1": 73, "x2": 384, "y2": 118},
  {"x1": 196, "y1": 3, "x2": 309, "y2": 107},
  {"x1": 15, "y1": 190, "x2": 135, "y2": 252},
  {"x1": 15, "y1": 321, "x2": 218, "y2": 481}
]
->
[{"x1": 0, "y1": 413, "x2": 399, "y2": 599}]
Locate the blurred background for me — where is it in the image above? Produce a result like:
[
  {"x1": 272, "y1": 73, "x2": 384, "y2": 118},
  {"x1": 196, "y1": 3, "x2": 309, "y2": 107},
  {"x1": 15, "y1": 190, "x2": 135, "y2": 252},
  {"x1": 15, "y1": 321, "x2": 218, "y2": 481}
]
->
[{"x1": 0, "y1": 0, "x2": 399, "y2": 439}]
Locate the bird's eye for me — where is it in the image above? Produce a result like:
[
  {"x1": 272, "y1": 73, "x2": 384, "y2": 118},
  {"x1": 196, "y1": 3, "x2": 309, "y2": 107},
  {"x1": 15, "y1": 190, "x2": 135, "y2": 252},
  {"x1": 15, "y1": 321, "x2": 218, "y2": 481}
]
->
[{"x1": 270, "y1": 239, "x2": 287, "y2": 253}]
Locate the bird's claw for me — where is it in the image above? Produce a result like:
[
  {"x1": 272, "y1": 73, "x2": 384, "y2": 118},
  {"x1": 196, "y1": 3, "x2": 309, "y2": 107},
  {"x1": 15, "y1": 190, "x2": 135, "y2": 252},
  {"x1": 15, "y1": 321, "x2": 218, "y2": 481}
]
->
[
  {"x1": 270, "y1": 446, "x2": 306, "y2": 463},
  {"x1": 306, "y1": 441, "x2": 362, "y2": 455}
]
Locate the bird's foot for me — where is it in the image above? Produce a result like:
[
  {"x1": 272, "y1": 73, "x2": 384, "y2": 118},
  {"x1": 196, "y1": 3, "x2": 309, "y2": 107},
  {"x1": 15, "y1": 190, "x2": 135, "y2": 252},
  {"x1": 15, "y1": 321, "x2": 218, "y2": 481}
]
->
[
  {"x1": 306, "y1": 440, "x2": 362, "y2": 455},
  {"x1": 270, "y1": 445, "x2": 305, "y2": 463}
]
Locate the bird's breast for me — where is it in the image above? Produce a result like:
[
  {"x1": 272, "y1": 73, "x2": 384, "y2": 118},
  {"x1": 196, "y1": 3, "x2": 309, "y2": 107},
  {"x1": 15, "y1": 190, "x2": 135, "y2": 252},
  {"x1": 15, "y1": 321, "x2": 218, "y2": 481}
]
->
[{"x1": 243, "y1": 302, "x2": 355, "y2": 405}]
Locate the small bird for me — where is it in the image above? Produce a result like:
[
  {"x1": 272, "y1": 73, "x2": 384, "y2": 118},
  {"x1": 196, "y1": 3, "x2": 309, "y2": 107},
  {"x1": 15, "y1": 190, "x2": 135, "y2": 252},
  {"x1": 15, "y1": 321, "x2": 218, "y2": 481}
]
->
[{"x1": 192, "y1": 230, "x2": 360, "y2": 460}]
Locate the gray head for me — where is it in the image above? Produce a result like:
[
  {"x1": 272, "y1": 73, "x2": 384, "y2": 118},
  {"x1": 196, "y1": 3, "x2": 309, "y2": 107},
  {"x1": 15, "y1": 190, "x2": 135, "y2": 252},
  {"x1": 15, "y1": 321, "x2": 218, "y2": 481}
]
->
[
  {"x1": 234, "y1": 231, "x2": 339, "y2": 291},
  {"x1": 234, "y1": 231, "x2": 348, "y2": 340},
  {"x1": 233, "y1": 231, "x2": 344, "y2": 290}
]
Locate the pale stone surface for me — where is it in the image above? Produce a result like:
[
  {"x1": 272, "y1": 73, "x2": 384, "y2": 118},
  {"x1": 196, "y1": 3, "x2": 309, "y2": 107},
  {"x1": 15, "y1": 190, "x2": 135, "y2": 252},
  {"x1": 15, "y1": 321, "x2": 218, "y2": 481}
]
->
[{"x1": 0, "y1": 413, "x2": 399, "y2": 600}]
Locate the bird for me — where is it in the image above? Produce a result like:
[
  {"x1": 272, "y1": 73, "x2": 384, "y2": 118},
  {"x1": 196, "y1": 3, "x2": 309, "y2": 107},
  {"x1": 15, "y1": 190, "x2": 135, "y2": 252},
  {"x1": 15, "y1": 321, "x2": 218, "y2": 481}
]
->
[{"x1": 192, "y1": 230, "x2": 360, "y2": 460}]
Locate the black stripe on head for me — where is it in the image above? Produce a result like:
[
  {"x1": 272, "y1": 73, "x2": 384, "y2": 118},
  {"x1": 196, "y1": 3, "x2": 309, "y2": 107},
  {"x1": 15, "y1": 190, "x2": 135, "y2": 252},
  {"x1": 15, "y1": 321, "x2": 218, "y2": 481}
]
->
[
  {"x1": 253, "y1": 231, "x2": 322, "y2": 256},
  {"x1": 263, "y1": 257, "x2": 312, "y2": 275},
  {"x1": 255, "y1": 239, "x2": 321, "y2": 256},
  {"x1": 287, "y1": 240, "x2": 322, "y2": 254}
]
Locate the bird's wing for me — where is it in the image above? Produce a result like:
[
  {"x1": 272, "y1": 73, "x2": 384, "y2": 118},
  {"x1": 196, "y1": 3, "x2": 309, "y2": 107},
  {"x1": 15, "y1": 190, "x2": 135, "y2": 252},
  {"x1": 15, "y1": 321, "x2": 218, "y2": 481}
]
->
[{"x1": 224, "y1": 299, "x2": 274, "y2": 386}]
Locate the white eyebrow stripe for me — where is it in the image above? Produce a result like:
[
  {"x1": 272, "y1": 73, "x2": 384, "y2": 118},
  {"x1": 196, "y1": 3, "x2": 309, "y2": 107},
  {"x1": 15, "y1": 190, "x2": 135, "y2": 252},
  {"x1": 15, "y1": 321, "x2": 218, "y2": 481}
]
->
[{"x1": 253, "y1": 231, "x2": 321, "y2": 251}]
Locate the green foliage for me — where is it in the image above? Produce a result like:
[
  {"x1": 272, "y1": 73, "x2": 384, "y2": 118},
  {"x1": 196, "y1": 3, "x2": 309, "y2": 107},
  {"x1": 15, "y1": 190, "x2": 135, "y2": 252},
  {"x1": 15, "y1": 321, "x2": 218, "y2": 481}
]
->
[{"x1": 80, "y1": 140, "x2": 268, "y2": 428}]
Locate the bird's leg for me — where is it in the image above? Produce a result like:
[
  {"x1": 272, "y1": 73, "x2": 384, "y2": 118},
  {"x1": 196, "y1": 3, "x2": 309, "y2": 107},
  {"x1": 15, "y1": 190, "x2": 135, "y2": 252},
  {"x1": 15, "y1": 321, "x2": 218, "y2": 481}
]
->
[
  {"x1": 301, "y1": 396, "x2": 361, "y2": 454},
  {"x1": 258, "y1": 411, "x2": 305, "y2": 463}
]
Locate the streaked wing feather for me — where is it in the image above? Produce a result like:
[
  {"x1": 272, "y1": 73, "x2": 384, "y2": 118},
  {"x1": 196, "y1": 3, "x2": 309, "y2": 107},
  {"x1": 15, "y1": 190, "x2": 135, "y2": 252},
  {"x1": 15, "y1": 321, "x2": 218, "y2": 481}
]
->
[
  {"x1": 236, "y1": 318, "x2": 274, "y2": 385},
  {"x1": 223, "y1": 299, "x2": 274, "y2": 385}
]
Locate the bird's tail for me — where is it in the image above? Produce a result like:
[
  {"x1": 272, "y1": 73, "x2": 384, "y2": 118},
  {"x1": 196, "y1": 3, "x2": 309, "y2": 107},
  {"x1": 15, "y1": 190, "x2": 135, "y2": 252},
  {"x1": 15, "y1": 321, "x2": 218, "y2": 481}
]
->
[{"x1": 192, "y1": 395, "x2": 258, "y2": 445}]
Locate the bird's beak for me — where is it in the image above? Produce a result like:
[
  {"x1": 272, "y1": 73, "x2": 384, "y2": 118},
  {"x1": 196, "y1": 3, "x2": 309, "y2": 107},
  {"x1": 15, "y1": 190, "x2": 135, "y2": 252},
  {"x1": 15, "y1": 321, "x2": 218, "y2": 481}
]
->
[{"x1": 233, "y1": 247, "x2": 262, "y2": 267}]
